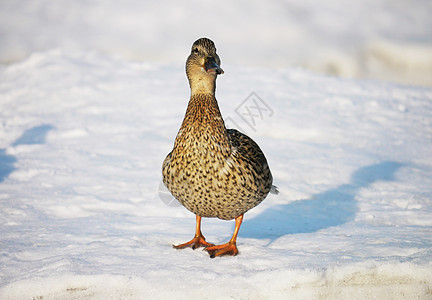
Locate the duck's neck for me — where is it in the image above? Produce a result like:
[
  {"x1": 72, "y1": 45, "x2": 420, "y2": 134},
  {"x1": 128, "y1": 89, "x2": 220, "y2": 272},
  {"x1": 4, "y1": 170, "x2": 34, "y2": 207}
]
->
[
  {"x1": 182, "y1": 93, "x2": 224, "y2": 129},
  {"x1": 174, "y1": 93, "x2": 230, "y2": 154},
  {"x1": 189, "y1": 76, "x2": 216, "y2": 96}
]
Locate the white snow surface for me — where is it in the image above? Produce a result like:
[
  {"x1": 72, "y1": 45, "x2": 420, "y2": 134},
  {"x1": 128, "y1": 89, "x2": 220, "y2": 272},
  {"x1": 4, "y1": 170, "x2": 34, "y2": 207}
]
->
[
  {"x1": 1, "y1": 50, "x2": 432, "y2": 299},
  {"x1": 1, "y1": 0, "x2": 432, "y2": 86}
]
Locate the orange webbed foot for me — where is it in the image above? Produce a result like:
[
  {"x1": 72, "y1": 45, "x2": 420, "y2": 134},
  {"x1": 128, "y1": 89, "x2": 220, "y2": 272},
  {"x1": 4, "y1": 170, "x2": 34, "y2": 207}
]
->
[
  {"x1": 173, "y1": 234, "x2": 214, "y2": 250},
  {"x1": 205, "y1": 242, "x2": 239, "y2": 258}
]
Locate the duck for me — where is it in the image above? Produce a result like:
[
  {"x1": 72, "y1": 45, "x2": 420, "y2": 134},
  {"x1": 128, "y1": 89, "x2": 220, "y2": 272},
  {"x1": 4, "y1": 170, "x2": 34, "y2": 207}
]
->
[{"x1": 162, "y1": 37, "x2": 277, "y2": 258}]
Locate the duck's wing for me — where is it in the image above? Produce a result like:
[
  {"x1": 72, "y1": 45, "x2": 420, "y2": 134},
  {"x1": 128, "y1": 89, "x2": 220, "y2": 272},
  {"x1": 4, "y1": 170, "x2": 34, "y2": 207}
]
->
[{"x1": 226, "y1": 129, "x2": 274, "y2": 195}]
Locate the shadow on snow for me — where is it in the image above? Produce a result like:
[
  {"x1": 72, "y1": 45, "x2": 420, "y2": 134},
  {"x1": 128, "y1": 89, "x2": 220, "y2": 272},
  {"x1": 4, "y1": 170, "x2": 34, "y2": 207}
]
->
[
  {"x1": 241, "y1": 161, "x2": 404, "y2": 240},
  {"x1": 0, "y1": 124, "x2": 54, "y2": 182}
]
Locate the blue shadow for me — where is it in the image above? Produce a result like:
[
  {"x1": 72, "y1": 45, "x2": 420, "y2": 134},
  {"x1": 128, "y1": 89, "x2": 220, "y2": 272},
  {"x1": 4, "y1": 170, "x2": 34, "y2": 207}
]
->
[
  {"x1": 241, "y1": 161, "x2": 404, "y2": 240},
  {"x1": 0, "y1": 124, "x2": 54, "y2": 182},
  {"x1": 0, "y1": 149, "x2": 17, "y2": 183},
  {"x1": 12, "y1": 124, "x2": 55, "y2": 146}
]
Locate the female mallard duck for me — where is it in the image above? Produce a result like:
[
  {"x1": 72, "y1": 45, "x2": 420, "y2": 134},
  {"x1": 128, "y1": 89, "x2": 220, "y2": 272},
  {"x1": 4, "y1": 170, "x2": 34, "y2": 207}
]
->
[{"x1": 162, "y1": 37, "x2": 277, "y2": 258}]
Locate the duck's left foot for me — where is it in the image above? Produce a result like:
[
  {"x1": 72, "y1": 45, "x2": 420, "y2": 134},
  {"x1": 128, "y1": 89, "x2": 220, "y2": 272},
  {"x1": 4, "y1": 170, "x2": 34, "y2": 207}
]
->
[{"x1": 205, "y1": 242, "x2": 239, "y2": 258}]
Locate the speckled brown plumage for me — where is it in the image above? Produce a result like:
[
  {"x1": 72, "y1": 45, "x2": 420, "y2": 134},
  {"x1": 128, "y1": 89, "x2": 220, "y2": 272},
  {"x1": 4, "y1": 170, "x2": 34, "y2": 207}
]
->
[{"x1": 162, "y1": 37, "x2": 276, "y2": 257}]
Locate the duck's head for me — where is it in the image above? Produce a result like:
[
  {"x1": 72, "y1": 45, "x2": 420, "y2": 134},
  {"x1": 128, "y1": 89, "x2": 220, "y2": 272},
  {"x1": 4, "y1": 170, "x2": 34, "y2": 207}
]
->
[{"x1": 186, "y1": 38, "x2": 224, "y2": 95}]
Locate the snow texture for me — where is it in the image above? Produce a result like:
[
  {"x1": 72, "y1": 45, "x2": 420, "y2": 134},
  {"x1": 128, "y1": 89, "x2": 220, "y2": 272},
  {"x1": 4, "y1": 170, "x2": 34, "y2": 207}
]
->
[
  {"x1": 1, "y1": 49, "x2": 432, "y2": 299},
  {"x1": 1, "y1": 0, "x2": 432, "y2": 298}
]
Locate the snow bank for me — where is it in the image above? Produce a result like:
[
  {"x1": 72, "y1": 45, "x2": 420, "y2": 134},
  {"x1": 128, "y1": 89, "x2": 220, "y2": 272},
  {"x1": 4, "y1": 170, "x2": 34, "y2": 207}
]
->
[
  {"x1": 0, "y1": 50, "x2": 432, "y2": 299},
  {"x1": 0, "y1": 0, "x2": 431, "y2": 86},
  {"x1": 1, "y1": 264, "x2": 431, "y2": 299}
]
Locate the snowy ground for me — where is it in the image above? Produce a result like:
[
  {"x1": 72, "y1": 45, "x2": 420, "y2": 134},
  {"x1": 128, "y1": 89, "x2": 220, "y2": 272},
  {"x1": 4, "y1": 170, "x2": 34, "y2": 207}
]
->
[
  {"x1": 1, "y1": 0, "x2": 432, "y2": 298},
  {"x1": 1, "y1": 0, "x2": 432, "y2": 86},
  {"x1": 0, "y1": 49, "x2": 432, "y2": 299}
]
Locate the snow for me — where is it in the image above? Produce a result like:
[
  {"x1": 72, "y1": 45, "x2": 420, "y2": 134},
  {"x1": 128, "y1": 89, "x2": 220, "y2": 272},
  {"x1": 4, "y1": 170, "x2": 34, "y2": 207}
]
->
[
  {"x1": 1, "y1": 0, "x2": 432, "y2": 298},
  {"x1": 1, "y1": 0, "x2": 432, "y2": 86},
  {"x1": 1, "y1": 48, "x2": 432, "y2": 299}
]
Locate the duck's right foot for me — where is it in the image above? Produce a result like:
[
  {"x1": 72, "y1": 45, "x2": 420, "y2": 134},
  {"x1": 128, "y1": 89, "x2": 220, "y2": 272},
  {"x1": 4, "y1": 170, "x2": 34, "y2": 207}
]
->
[{"x1": 173, "y1": 234, "x2": 214, "y2": 250}]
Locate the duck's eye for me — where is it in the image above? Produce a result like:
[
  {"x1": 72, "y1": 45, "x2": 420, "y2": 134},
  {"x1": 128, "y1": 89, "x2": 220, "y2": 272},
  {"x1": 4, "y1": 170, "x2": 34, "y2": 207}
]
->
[{"x1": 192, "y1": 48, "x2": 199, "y2": 54}]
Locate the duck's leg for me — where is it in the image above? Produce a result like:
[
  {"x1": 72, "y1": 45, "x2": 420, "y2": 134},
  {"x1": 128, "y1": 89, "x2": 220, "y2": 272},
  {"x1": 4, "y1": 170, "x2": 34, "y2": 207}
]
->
[
  {"x1": 205, "y1": 214, "x2": 243, "y2": 258},
  {"x1": 173, "y1": 215, "x2": 215, "y2": 250}
]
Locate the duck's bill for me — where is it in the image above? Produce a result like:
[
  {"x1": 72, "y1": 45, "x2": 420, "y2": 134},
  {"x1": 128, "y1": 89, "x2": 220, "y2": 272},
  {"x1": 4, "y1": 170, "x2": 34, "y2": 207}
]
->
[{"x1": 204, "y1": 61, "x2": 224, "y2": 75}]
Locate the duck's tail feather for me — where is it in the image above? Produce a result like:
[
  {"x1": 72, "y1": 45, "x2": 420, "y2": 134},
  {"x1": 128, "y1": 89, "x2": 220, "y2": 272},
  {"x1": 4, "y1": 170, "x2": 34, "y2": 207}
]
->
[{"x1": 270, "y1": 185, "x2": 279, "y2": 195}]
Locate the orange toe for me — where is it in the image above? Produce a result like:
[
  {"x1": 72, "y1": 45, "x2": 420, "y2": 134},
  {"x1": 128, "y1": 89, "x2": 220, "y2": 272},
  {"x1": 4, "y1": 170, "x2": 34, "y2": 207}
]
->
[
  {"x1": 205, "y1": 242, "x2": 239, "y2": 258},
  {"x1": 173, "y1": 234, "x2": 214, "y2": 250}
]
